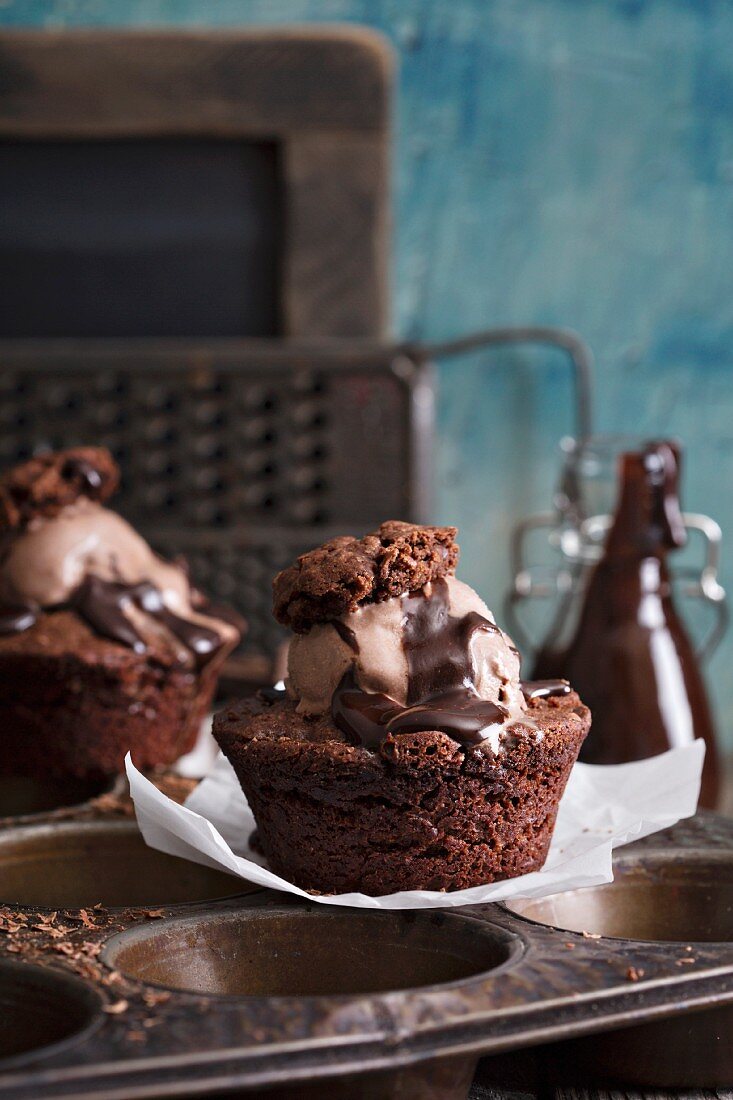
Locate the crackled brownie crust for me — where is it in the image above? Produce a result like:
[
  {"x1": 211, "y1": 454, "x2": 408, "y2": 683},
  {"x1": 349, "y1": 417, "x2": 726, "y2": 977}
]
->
[
  {"x1": 0, "y1": 613, "x2": 217, "y2": 779},
  {"x1": 273, "y1": 521, "x2": 459, "y2": 633},
  {"x1": 214, "y1": 691, "x2": 590, "y2": 895}
]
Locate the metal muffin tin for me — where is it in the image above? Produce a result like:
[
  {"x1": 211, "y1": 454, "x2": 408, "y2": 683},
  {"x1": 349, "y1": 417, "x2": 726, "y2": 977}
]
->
[{"x1": 0, "y1": 795, "x2": 729, "y2": 1099}]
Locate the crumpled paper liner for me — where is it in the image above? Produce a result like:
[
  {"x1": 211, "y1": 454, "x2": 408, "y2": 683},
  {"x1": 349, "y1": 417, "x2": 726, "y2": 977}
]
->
[{"x1": 126, "y1": 739, "x2": 703, "y2": 910}]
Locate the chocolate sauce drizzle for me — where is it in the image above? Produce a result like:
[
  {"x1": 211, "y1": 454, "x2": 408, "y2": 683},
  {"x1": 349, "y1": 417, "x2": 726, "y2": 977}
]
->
[
  {"x1": 520, "y1": 679, "x2": 571, "y2": 701},
  {"x1": 331, "y1": 578, "x2": 513, "y2": 752},
  {"x1": 70, "y1": 576, "x2": 224, "y2": 667},
  {"x1": 61, "y1": 456, "x2": 104, "y2": 496},
  {"x1": 0, "y1": 574, "x2": 231, "y2": 667},
  {"x1": 331, "y1": 620, "x2": 360, "y2": 652},
  {"x1": 388, "y1": 689, "x2": 507, "y2": 746},
  {"x1": 331, "y1": 671, "x2": 401, "y2": 750},
  {"x1": 258, "y1": 685, "x2": 288, "y2": 704},
  {"x1": 0, "y1": 571, "x2": 231, "y2": 665},
  {"x1": 401, "y1": 585, "x2": 500, "y2": 704},
  {"x1": 0, "y1": 601, "x2": 38, "y2": 635}
]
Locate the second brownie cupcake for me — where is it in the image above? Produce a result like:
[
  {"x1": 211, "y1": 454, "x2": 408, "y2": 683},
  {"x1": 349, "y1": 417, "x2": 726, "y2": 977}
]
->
[
  {"x1": 214, "y1": 522, "x2": 590, "y2": 896},
  {"x1": 0, "y1": 448, "x2": 243, "y2": 780}
]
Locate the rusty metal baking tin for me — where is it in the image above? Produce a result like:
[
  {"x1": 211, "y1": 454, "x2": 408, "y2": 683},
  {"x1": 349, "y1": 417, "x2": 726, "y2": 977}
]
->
[{"x1": 0, "y1": 810, "x2": 730, "y2": 1098}]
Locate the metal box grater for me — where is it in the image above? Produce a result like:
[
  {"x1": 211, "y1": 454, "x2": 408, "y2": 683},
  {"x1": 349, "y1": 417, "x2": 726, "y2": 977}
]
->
[{"x1": 0, "y1": 328, "x2": 591, "y2": 680}]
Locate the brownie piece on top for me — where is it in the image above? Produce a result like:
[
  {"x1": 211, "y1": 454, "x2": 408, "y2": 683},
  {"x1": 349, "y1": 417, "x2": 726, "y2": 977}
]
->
[{"x1": 273, "y1": 520, "x2": 459, "y2": 632}]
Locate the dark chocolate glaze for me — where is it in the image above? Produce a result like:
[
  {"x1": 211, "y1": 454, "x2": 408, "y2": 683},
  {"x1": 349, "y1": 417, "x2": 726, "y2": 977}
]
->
[
  {"x1": 0, "y1": 601, "x2": 38, "y2": 635},
  {"x1": 402, "y1": 579, "x2": 499, "y2": 703},
  {"x1": 521, "y1": 679, "x2": 571, "y2": 701},
  {"x1": 387, "y1": 689, "x2": 507, "y2": 745},
  {"x1": 61, "y1": 456, "x2": 104, "y2": 496},
  {"x1": 332, "y1": 619, "x2": 360, "y2": 652},
  {"x1": 0, "y1": 571, "x2": 233, "y2": 664},
  {"x1": 333, "y1": 674, "x2": 510, "y2": 752},
  {"x1": 331, "y1": 578, "x2": 514, "y2": 752},
  {"x1": 257, "y1": 686, "x2": 288, "y2": 705},
  {"x1": 195, "y1": 598, "x2": 247, "y2": 636},
  {"x1": 331, "y1": 671, "x2": 400, "y2": 750},
  {"x1": 70, "y1": 576, "x2": 225, "y2": 667},
  {"x1": 72, "y1": 576, "x2": 143, "y2": 652}
]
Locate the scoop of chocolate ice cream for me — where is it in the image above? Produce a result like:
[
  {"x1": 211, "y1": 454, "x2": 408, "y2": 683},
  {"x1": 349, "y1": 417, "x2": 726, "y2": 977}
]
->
[
  {"x1": 0, "y1": 448, "x2": 242, "y2": 667},
  {"x1": 288, "y1": 575, "x2": 523, "y2": 717},
  {"x1": 280, "y1": 522, "x2": 527, "y2": 754}
]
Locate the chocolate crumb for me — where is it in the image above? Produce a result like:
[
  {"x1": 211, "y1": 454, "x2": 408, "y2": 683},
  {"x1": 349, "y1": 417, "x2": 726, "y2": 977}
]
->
[{"x1": 142, "y1": 989, "x2": 172, "y2": 1007}]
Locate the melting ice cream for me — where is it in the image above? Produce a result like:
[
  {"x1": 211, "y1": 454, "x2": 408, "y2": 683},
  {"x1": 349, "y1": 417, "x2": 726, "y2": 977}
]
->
[{"x1": 287, "y1": 574, "x2": 535, "y2": 752}]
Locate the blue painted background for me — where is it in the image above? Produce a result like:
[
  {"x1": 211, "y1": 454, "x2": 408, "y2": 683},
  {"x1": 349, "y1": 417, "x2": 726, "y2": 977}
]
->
[{"x1": 4, "y1": 0, "x2": 733, "y2": 752}]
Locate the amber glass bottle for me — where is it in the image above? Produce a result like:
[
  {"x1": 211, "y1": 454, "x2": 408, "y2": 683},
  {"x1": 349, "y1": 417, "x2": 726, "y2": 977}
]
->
[{"x1": 532, "y1": 441, "x2": 720, "y2": 808}]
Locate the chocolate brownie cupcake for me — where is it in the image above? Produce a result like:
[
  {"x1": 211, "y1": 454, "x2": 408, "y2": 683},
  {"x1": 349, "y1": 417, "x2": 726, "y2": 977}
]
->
[
  {"x1": 214, "y1": 522, "x2": 590, "y2": 895},
  {"x1": 0, "y1": 448, "x2": 243, "y2": 780}
]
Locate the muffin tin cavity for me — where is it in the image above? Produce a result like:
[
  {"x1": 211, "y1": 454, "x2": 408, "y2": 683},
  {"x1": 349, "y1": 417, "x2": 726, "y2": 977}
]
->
[
  {"x1": 0, "y1": 961, "x2": 101, "y2": 1065},
  {"x1": 104, "y1": 906, "x2": 519, "y2": 997},
  {"x1": 1, "y1": 817, "x2": 732, "y2": 1097},
  {"x1": 552, "y1": 1004, "x2": 733, "y2": 1090},
  {"x1": 0, "y1": 774, "x2": 112, "y2": 821},
  {"x1": 0, "y1": 821, "x2": 245, "y2": 909},
  {"x1": 506, "y1": 852, "x2": 733, "y2": 942}
]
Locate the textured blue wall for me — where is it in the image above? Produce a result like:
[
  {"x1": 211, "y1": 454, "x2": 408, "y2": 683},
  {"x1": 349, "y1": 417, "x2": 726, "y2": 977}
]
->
[{"x1": 4, "y1": 1, "x2": 733, "y2": 749}]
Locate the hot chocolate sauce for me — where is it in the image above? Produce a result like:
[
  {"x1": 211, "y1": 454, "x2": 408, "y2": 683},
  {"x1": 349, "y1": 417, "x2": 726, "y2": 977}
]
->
[
  {"x1": 331, "y1": 578, "x2": 515, "y2": 751},
  {"x1": 257, "y1": 685, "x2": 288, "y2": 705},
  {"x1": 61, "y1": 456, "x2": 104, "y2": 496},
  {"x1": 332, "y1": 672, "x2": 510, "y2": 751},
  {"x1": 402, "y1": 580, "x2": 500, "y2": 704},
  {"x1": 0, "y1": 602, "x2": 38, "y2": 635},
  {"x1": 0, "y1": 570, "x2": 228, "y2": 665},
  {"x1": 0, "y1": 573, "x2": 229, "y2": 666},
  {"x1": 532, "y1": 441, "x2": 721, "y2": 808},
  {"x1": 331, "y1": 671, "x2": 401, "y2": 749},
  {"x1": 521, "y1": 679, "x2": 571, "y2": 701},
  {"x1": 331, "y1": 620, "x2": 360, "y2": 652},
  {"x1": 70, "y1": 576, "x2": 224, "y2": 667},
  {"x1": 387, "y1": 689, "x2": 508, "y2": 745},
  {"x1": 71, "y1": 576, "x2": 145, "y2": 651}
]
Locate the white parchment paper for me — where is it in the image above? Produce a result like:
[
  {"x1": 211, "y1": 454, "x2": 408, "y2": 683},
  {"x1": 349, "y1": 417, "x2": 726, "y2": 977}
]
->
[{"x1": 126, "y1": 739, "x2": 704, "y2": 910}]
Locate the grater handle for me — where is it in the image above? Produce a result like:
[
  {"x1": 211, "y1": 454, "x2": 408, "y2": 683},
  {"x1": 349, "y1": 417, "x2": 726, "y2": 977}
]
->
[{"x1": 406, "y1": 326, "x2": 593, "y2": 441}]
